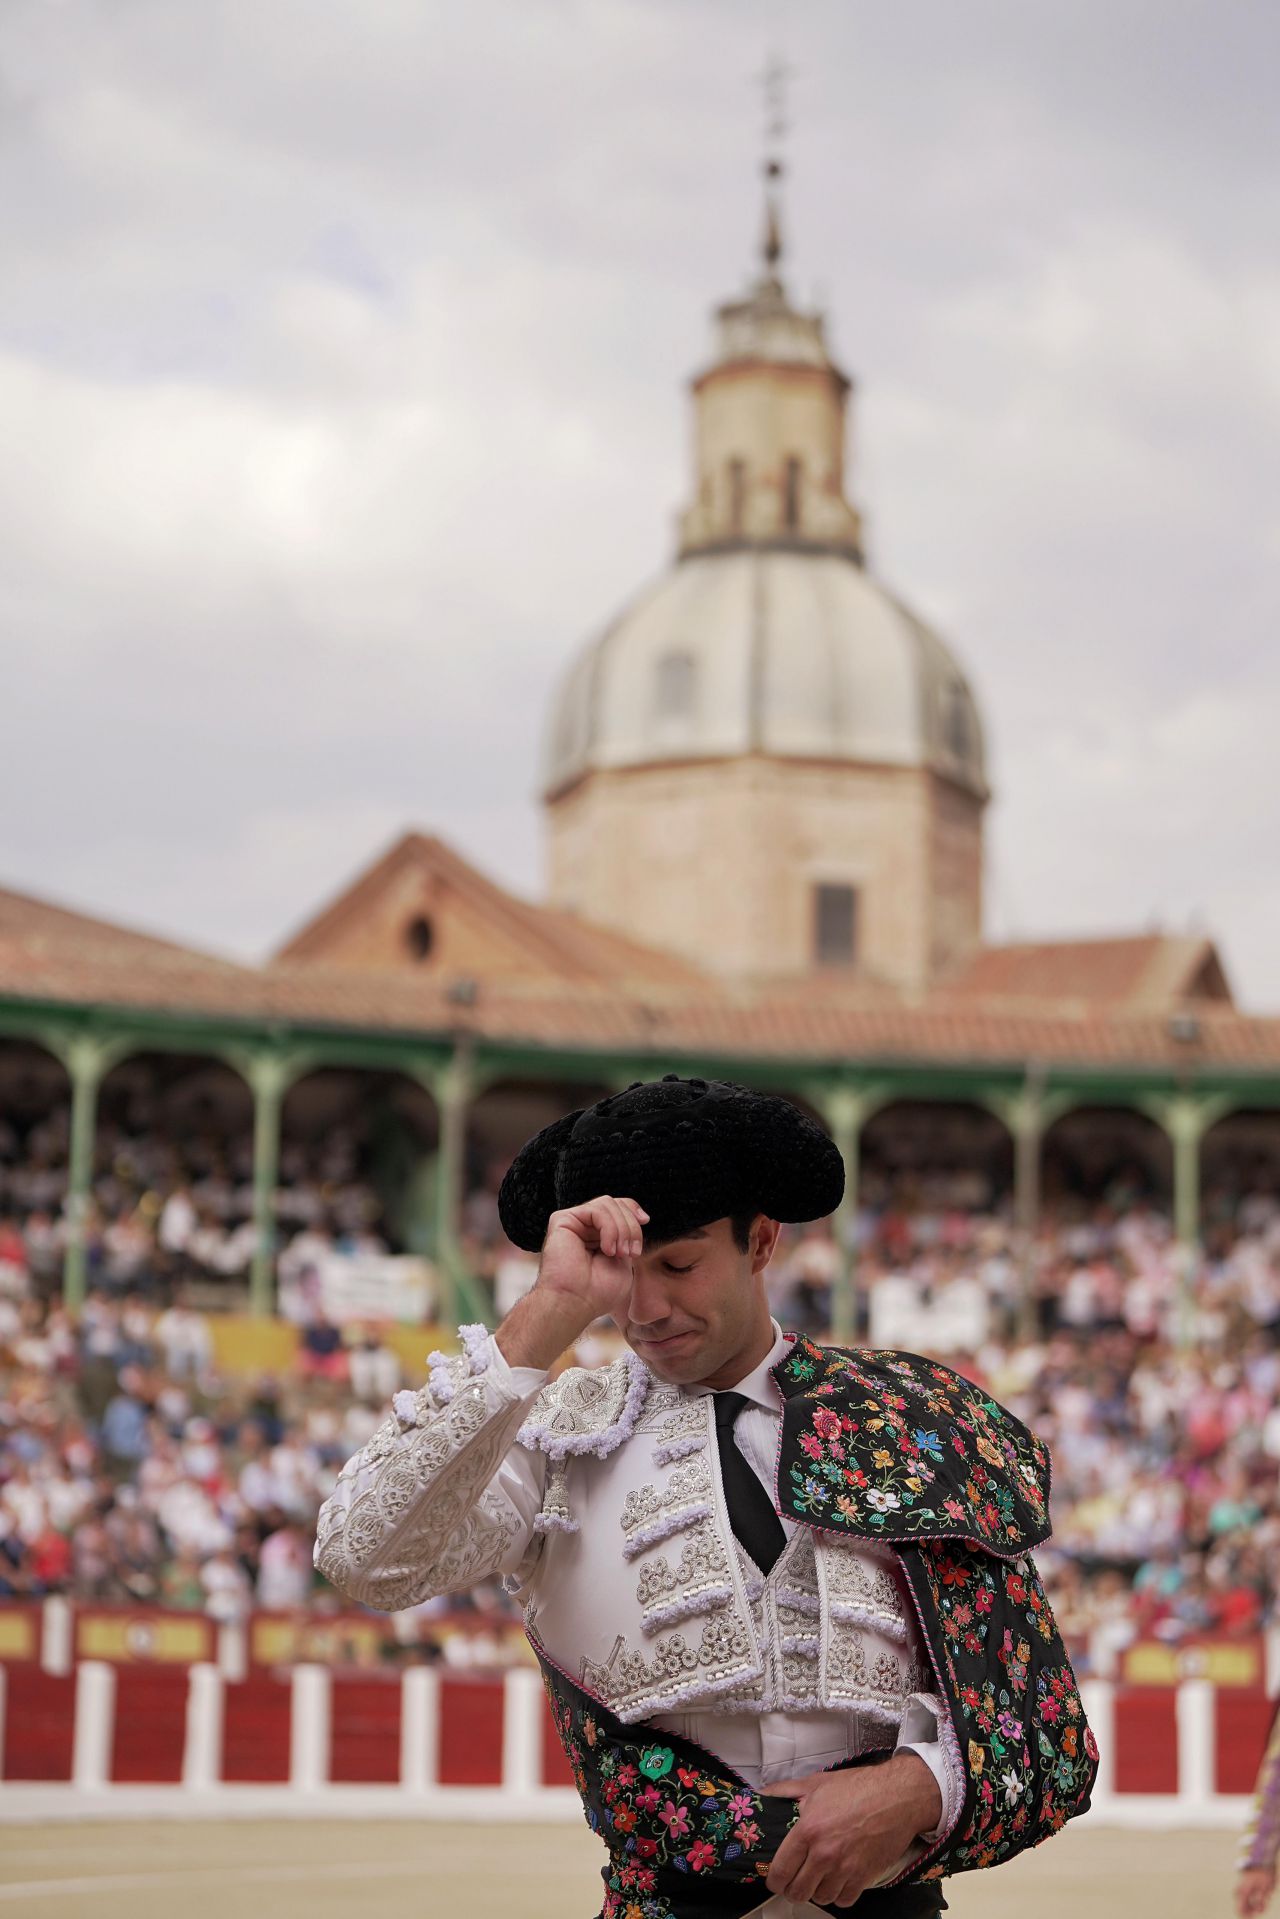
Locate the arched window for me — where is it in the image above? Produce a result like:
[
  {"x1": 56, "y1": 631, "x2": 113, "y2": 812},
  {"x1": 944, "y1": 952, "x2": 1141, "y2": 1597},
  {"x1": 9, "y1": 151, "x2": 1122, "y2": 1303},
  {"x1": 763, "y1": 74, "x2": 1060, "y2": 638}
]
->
[
  {"x1": 654, "y1": 649, "x2": 696, "y2": 720},
  {"x1": 945, "y1": 685, "x2": 971, "y2": 761},
  {"x1": 727, "y1": 458, "x2": 747, "y2": 535},
  {"x1": 782, "y1": 456, "x2": 802, "y2": 532},
  {"x1": 813, "y1": 884, "x2": 858, "y2": 967},
  {"x1": 405, "y1": 915, "x2": 435, "y2": 962}
]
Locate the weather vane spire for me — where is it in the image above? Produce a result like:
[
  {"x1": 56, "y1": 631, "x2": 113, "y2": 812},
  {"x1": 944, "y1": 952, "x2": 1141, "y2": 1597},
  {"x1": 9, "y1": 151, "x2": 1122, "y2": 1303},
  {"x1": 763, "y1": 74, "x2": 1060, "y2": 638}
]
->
[{"x1": 756, "y1": 50, "x2": 792, "y2": 283}]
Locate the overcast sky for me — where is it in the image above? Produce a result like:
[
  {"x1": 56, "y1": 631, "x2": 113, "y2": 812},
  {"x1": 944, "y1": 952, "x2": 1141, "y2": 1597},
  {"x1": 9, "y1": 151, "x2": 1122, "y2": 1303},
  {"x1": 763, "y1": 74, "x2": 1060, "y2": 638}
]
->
[{"x1": 2, "y1": 0, "x2": 1278, "y2": 1006}]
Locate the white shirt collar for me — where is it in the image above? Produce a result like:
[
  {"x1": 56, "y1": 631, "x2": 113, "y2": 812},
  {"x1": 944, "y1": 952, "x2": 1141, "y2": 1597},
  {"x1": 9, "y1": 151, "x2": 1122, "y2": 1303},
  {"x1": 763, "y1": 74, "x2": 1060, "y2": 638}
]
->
[{"x1": 687, "y1": 1319, "x2": 790, "y2": 1410}]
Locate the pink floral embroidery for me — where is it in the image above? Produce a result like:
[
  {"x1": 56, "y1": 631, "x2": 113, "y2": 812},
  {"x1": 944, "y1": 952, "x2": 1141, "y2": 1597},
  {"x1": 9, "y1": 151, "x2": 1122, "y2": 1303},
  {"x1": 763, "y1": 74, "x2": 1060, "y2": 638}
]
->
[{"x1": 777, "y1": 1335, "x2": 1051, "y2": 1553}]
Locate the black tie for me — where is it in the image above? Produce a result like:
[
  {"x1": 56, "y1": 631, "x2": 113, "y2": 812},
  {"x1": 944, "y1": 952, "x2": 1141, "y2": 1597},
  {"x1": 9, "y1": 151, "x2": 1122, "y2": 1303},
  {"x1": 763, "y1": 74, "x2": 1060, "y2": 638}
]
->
[{"x1": 712, "y1": 1390, "x2": 787, "y2": 1576}]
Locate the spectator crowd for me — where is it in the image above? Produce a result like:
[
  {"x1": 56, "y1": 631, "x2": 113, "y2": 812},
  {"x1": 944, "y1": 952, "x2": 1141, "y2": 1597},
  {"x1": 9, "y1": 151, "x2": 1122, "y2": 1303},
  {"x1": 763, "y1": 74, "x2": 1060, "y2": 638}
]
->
[
  {"x1": 1, "y1": 1100, "x2": 1279, "y2": 1679},
  {"x1": 0, "y1": 1105, "x2": 397, "y2": 1301}
]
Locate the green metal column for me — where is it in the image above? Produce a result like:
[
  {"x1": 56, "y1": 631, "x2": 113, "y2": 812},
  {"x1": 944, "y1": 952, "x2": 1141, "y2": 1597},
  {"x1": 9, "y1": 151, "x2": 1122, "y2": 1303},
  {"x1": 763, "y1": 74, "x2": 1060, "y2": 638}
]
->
[
  {"x1": 981, "y1": 1081, "x2": 1071, "y2": 1343},
  {"x1": 401, "y1": 1148, "x2": 439, "y2": 1258},
  {"x1": 1011, "y1": 1097, "x2": 1042, "y2": 1345},
  {"x1": 246, "y1": 1053, "x2": 289, "y2": 1319},
  {"x1": 1170, "y1": 1095, "x2": 1223, "y2": 1350},
  {"x1": 1171, "y1": 1098, "x2": 1205, "y2": 1352},
  {"x1": 1144, "y1": 1093, "x2": 1231, "y2": 1350},
  {"x1": 431, "y1": 1037, "x2": 475, "y2": 1333},
  {"x1": 1172, "y1": 1107, "x2": 1200, "y2": 1247},
  {"x1": 1007, "y1": 1085, "x2": 1066, "y2": 1342},
  {"x1": 817, "y1": 1085, "x2": 866, "y2": 1347},
  {"x1": 61, "y1": 1034, "x2": 115, "y2": 1312}
]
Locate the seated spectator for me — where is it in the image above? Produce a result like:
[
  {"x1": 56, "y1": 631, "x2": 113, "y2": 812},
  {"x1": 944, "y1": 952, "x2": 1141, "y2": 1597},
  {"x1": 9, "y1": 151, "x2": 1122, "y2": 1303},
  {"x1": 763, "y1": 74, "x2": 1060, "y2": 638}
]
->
[
  {"x1": 296, "y1": 1309, "x2": 348, "y2": 1383},
  {"x1": 100, "y1": 1365, "x2": 152, "y2": 1477},
  {"x1": 348, "y1": 1326, "x2": 401, "y2": 1405},
  {"x1": 238, "y1": 1422, "x2": 288, "y2": 1516},
  {"x1": 159, "y1": 1544, "x2": 207, "y2": 1611},
  {"x1": 257, "y1": 1519, "x2": 313, "y2": 1611},
  {"x1": 29, "y1": 1523, "x2": 72, "y2": 1593},
  {"x1": 0, "y1": 1212, "x2": 30, "y2": 1292},
  {"x1": 154, "y1": 1287, "x2": 213, "y2": 1381},
  {"x1": 201, "y1": 1545, "x2": 253, "y2": 1623}
]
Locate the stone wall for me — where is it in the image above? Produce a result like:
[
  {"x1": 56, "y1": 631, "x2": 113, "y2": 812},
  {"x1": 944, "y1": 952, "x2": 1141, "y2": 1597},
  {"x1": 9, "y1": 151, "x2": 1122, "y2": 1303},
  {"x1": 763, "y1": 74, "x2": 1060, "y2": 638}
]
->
[{"x1": 545, "y1": 755, "x2": 984, "y2": 991}]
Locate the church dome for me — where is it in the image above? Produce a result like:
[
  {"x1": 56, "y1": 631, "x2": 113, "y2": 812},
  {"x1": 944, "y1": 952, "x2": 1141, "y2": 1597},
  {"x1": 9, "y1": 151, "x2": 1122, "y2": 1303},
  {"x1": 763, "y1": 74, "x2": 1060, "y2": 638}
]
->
[{"x1": 540, "y1": 547, "x2": 988, "y2": 803}]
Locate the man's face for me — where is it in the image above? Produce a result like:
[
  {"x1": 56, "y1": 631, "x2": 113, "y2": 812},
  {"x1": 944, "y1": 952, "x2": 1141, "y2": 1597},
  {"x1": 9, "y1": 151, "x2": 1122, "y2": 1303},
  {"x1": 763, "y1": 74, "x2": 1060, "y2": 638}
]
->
[{"x1": 619, "y1": 1213, "x2": 781, "y2": 1389}]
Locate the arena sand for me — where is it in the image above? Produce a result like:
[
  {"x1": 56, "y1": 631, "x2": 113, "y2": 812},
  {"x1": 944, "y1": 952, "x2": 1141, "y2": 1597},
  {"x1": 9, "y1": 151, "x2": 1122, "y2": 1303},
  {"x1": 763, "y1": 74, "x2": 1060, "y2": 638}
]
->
[{"x1": 0, "y1": 1820, "x2": 1245, "y2": 1918}]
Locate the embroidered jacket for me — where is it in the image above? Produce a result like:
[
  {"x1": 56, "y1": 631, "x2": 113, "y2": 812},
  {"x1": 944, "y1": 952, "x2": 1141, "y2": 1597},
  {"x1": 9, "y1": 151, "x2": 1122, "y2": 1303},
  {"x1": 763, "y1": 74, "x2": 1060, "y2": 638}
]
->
[
  {"x1": 1240, "y1": 1697, "x2": 1280, "y2": 1875},
  {"x1": 316, "y1": 1327, "x2": 942, "y2": 1748},
  {"x1": 315, "y1": 1327, "x2": 1098, "y2": 1892}
]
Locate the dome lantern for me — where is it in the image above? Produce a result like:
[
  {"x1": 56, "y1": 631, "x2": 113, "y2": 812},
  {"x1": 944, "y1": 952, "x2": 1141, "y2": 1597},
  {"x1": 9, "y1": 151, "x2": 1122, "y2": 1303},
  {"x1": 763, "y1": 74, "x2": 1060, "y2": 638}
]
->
[{"x1": 676, "y1": 117, "x2": 864, "y2": 563}]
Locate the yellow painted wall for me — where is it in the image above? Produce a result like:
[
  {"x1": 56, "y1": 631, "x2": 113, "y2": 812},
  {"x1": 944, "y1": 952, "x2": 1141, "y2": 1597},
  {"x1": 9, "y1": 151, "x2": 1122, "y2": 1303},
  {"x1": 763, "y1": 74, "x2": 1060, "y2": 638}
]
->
[{"x1": 203, "y1": 1314, "x2": 455, "y2": 1381}]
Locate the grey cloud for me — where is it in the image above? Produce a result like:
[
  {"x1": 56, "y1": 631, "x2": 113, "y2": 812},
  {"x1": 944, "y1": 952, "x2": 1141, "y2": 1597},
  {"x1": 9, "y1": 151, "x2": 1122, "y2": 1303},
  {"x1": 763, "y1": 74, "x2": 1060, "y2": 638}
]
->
[{"x1": 1, "y1": 0, "x2": 1277, "y2": 1003}]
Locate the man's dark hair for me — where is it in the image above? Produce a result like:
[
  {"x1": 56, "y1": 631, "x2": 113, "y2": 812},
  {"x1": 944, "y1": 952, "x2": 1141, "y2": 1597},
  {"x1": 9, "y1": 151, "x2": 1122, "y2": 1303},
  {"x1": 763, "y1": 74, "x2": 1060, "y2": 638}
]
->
[
  {"x1": 728, "y1": 1209, "x2": 761, "y2": 1253},
  {"x1": 644, "y1": 1211, "x2": 762, "y2": 1255}
]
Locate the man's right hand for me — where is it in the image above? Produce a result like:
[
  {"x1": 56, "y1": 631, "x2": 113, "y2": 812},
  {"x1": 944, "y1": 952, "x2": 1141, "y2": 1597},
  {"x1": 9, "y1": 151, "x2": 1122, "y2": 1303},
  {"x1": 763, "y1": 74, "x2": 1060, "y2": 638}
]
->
[
  {"x1": 1238, "y1": 1867, "x2": 1277, "y2": 1917},
  {"x1": 495, "y1": 1195, "x2": 649, "y2": 1372}
]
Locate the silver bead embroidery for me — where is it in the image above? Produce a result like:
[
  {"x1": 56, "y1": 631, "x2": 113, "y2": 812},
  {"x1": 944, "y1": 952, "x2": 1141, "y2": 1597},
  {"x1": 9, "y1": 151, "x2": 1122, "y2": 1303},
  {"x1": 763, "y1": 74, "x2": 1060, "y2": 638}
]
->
[
  {"x1": 581, "y1": 1613, "x2": 762, "y2": 1723},
  {"x1": 620, "y1": 1458, "x2": 714, "y2": 1558},
  {"x1": 634, "y1": 1518, "x2": 734, "y2": 1634}
]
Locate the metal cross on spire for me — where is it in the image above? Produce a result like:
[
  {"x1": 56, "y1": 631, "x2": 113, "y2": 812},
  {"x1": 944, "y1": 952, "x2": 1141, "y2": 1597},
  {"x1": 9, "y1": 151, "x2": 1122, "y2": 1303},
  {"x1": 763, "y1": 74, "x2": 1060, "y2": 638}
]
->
[
  {"x1": 759, "y1": 50, "x2": 792, "y2": 156},
  {"x1": 755, "y1": 51, "x2": 793, "y2": 279}
]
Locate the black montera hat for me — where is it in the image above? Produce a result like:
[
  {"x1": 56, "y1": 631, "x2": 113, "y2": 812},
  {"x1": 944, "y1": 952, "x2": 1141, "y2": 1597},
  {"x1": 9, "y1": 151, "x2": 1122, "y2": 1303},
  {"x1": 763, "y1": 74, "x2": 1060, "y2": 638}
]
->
[{"x1": 496, "y1": 1074, "x2": 845, "y2": 1254}]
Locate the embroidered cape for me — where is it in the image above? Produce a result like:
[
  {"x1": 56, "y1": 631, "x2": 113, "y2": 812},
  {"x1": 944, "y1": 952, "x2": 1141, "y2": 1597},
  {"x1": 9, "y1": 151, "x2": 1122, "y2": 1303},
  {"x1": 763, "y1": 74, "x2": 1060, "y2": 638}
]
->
[{"x1": 771, "y1": 1337, "x2": 1098, "y2": 1879}]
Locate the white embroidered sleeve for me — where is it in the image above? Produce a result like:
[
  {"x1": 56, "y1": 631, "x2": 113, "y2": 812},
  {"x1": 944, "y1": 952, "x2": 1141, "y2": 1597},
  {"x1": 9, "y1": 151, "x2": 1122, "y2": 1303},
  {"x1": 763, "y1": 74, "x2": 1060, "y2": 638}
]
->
[{"x1": 313, "y1": 1326, "x2": 549, "y2": 1612}]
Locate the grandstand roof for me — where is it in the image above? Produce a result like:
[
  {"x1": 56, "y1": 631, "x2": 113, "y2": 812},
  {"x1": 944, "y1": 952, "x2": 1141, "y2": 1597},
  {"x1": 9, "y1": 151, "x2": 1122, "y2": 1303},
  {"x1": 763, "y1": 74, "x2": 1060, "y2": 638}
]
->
[
  {"x1": 1, "y1": 934, "x2": 1279, "y2": 1076},
  {"x1": 1, "y1": 859, "x2": 1275, "y2": 1079}
]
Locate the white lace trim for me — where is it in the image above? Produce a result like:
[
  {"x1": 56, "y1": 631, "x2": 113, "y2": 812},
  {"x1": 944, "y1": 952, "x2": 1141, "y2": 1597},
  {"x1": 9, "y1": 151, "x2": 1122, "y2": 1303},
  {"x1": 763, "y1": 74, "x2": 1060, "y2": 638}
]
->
[
  {"x1": 425, "y1": 1349, "x2": 458, "y2": 1403},
  {"x1": 518, "y1": 1352, "x2": 649, "y2": 1461},
  {"x1": 533, "y1": 1459, "x2": 579, "y2": 1536},
  {"x1": 620, "y1": 1458, "x2": 714, "y2": 1560},
  {"x1": 420, "y1": 1320, "x2": 492, "y2": 1409},
  {"x1": 458, "y1": 1322, "x2": 491, "y2": 1373},
  {"x1": 533, "y1": 1511, "x2": 579, "y2": 1536}
]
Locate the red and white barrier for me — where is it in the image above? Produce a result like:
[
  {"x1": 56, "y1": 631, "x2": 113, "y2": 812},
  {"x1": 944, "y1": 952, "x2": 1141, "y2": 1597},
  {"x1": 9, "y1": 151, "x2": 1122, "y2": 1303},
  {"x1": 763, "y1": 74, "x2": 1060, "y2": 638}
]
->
[
  {"x1": 0, "y1": 1661, "x2": 579, "y2": 1820},
  {"x1": 0, "y1": 1663, "x2": 1265, "y2": 1830}
]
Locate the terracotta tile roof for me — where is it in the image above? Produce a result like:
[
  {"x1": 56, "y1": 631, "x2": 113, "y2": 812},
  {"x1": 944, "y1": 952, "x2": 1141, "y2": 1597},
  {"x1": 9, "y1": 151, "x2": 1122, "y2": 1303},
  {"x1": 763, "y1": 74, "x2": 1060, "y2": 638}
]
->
[
  {"x1": 938, "y1": 935, "x2": 1234, "y2": 1011},
  {"x1": 0, "y1": 883, "x2": 243, "y2": 973},
  {"x1": 272, "y1": 830, "x2": 709, "y2": 987},
  {"x1": 1, "y1": 931, "x2": 1278, "y2": 1075},
  {"x1": 0, "y1": 876, "x2": 1274, "y2": 1077}
]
